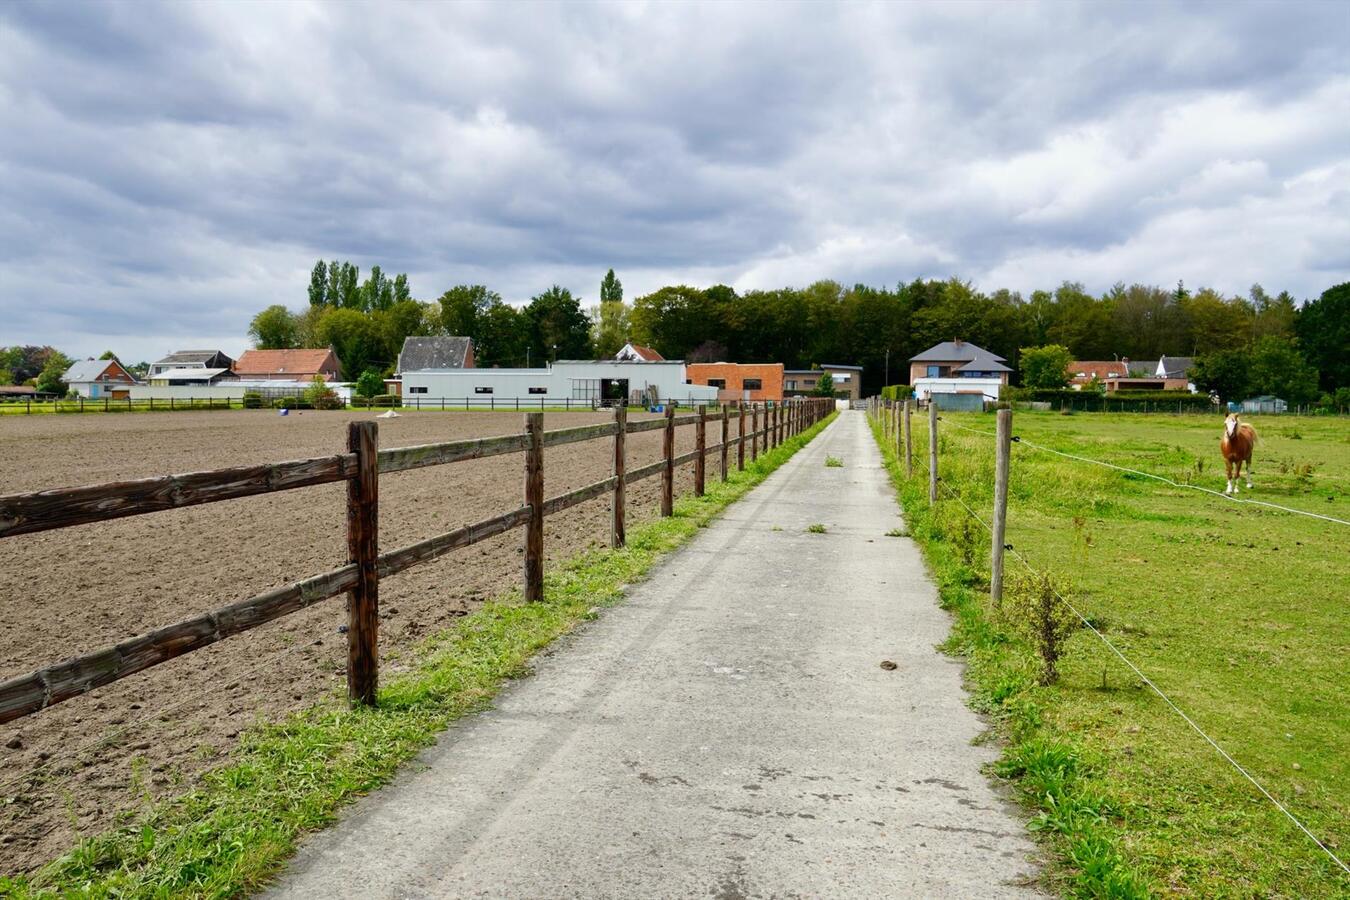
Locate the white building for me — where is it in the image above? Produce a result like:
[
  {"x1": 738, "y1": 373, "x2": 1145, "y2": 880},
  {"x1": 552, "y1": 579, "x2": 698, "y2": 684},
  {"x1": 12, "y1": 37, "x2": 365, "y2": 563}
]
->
[
  {"x1": 909, "y1": 340, "x2": 1010, "y2": 403},
  {"x1": 399, "y1": 360, "x2": 718, "y2": 407}
]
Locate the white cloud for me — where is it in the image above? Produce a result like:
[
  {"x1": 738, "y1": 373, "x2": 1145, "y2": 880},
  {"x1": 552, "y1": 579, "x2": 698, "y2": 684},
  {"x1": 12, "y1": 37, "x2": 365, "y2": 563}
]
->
[{"x1": 0, "y1": 0, "x2": 1347, "y2": 361}]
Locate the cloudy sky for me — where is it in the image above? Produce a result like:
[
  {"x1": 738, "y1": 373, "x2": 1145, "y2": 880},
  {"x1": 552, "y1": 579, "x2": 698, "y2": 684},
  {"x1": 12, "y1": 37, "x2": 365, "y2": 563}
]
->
[{"x1": 2, "y1": 1, "x2": 1348, "y2": 363}]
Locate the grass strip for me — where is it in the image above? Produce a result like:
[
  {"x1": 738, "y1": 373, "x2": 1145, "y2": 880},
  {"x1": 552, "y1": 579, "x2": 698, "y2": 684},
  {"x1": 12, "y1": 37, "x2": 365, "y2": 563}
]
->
[
  {"x1": 2, "y1": 412, "x2": 837, "y2": 899},
  {"x1": 866, "y1": 413, "x2": 1150, "y2": 899}
]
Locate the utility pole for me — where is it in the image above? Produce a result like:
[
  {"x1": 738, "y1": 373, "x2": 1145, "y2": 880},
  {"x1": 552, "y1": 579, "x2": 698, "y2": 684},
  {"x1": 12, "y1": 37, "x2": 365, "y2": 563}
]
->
[{"x1": 884, "y1": 348, "x2": 890, "y2": 388}]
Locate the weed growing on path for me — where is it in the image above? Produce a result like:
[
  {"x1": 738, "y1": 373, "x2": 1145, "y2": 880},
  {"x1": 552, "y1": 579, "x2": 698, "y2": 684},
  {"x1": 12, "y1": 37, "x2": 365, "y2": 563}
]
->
[
  {"x1": 825, "y1": 456, "x2": 844, "y2": 467},
  {"x1": 806, "y1": 523, "x2": 827, "y2": 533}
]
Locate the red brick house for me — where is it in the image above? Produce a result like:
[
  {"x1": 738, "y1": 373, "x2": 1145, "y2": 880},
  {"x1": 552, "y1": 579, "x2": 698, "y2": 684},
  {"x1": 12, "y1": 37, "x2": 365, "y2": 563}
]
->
[{"x1": 233, "y1": 348, "x2": 342, "y2": 382}]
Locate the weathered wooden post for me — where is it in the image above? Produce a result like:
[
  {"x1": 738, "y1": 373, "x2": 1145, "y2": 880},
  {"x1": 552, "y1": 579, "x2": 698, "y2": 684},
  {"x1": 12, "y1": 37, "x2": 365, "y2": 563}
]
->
[
  {"x1": 695, "y1": 405, "x2": 707, "y2": 496},
  {"x1": 928, "y1": 401, "x2": 939, "y2": 503},
  {"x1": 991, "y1": 406, "x2": 1012, "y2": 606},
  {"x1": 524, "y1": 413, "x2": 544, "y2": 601},
  {"x1": 612, "y1": 405, "x2": 626, "y2": 549},
  {"x1": 720, "y1": 406, "x2": 730, "y2": 481},
  {"x1": 903, "y1": 400, "x2": 913, "y2": 478},
  {"x1": 346, "y1": 420, "x2": 379, "y2": 707},
  {"x1": 661, "y1": 404, "x2": 675, "y2": 516},
  {"x1": 738, "y1": 402, "x2": 746, "y2": 471},
  {"x1": 751, "y1": 404, "x2": 759, "y2": 462}
]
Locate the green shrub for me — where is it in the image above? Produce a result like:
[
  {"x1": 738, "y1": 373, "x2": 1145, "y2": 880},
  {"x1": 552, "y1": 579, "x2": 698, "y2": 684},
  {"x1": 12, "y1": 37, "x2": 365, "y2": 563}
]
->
[
  {"x1": 370, "y1": 394, "x2": 402, "y2": 409},
  {"x1": 242, "y1": 391, "x2": 265, "y2": 409},
  {"x1": 881, "y1": 384, "x2": 913, "y2": 401}
]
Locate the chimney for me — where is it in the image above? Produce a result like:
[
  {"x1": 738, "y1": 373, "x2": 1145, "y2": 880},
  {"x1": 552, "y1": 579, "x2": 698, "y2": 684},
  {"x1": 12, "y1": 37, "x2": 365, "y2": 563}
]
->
[{"x1": 953, "y1": 338, "x2": 963, "y2": 347}]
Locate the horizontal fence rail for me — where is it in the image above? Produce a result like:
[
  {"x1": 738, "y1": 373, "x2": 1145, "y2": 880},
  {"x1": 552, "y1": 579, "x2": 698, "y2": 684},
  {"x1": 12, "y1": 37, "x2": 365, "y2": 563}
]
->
[{"x1": 0, "y1": 399, "x2": 835, "y2": 724}]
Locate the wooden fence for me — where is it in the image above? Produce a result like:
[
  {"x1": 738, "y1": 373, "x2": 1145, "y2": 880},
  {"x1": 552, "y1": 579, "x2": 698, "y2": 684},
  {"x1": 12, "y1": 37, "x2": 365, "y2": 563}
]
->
[{"x1": 0, "y1": 398, "x2": 834, "y2": 723}]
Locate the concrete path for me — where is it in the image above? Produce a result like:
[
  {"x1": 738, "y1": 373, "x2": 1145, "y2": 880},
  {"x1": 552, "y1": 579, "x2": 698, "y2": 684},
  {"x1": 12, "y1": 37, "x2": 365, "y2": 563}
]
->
[{"x1": 268, "y1": 410, "x2": 1043, "y2": 899}]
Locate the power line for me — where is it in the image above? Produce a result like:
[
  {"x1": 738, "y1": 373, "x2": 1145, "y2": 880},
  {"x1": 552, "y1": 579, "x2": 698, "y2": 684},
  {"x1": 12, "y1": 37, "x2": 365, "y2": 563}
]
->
[
  {"x1": 899, "y1": 421, "x2": 1350, "y2": 875},
  {"x1": 934, "y1": 415, "x2": 1350, "y2": 527}
]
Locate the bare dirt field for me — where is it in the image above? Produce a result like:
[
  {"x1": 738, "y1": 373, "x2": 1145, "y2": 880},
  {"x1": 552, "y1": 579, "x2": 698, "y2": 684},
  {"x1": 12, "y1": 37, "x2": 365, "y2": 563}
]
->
[{"x1": 0, "y1": 408, "x2": 711, "y2": 872}]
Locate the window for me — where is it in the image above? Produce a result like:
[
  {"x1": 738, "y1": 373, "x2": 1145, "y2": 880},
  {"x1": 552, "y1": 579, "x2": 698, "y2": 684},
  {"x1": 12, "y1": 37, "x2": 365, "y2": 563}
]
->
[
  {"x1": 707, "y1": 378, "x2": 726, "y2": 388},
  {"x1": 474, "y1": 386, "x2": 493, "y2": 394},
  {"x1": 744, "y1": 378, "x2": 762, "y2": 390},
  {"x1": 926, "y1": 365, "x2": 941, "y2": 378},
  {"x1": 571, "y1": 378, "x2": 600, "y2": 400},
  {"x1": 528, "y1": 387, "x2": 547, "y2": 395},
  {"x1": 833, "y1": 373, "x2": 850, "y2": 383},
  {"x1": 408, "y1": 386, "x2": 428, "y2": 394}
]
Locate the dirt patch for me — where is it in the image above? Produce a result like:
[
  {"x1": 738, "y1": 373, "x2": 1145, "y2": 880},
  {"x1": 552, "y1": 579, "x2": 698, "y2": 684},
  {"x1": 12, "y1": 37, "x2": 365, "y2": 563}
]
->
[{"x1": 0, "y1": 408, "x2": 711, "y2": 872}]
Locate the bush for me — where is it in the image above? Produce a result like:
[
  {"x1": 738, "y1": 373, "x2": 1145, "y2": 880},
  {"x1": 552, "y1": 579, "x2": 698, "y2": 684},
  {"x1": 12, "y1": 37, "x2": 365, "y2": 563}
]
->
[
  {"x1": 881, "y1": 384, "x2": 913, "y2": 401},
  {"x1": 1001, "y1": 386, "x2": 1214, "y2": 412},
  {"x1": 1002, "y1": 572, "x2": 1079, "y2": 685},
  {"x1": 272, "y1": 395, "x2": 310, "y2": 410},
  {"x1": 354, "y1": 369, "x2": 385, "y2": 399},
  {"x1": 242, "y1": 391, "x2": 265, "y2": 409}
]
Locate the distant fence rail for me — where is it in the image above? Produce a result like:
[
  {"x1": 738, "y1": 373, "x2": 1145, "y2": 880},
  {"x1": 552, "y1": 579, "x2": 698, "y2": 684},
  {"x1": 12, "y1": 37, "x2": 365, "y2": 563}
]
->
[{"x1": 0, "y1": 398, "x2": 834, "y2": 722}]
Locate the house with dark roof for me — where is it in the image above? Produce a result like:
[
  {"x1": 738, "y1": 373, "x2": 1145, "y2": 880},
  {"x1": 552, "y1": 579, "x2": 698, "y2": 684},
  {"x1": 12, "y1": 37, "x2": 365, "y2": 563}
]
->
[
  {"x1": 615, "y1": 342, "x2": 664, "y2": 362},
  {"x1": 396, "y1": 336, "x2": 475, "y2": 373},
  {"x1": 909, "y1": 340, "x2": 1010, "y2": 402},
  {"x1": 233, "y1": 348, "x2": 342, "y2": 382},
  {"x1": 63, "y1": 358, "x2": 139, "y2": 398},
  {"x1": 148, "y1": 350, "x2": 234, "y2": 377}
]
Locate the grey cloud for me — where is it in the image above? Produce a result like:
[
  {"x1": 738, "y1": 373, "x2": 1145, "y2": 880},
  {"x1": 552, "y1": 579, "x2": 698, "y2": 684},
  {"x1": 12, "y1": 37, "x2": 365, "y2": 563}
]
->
[{"x1": 1, "y1": 0, "x2": 1348, "y2": 362}]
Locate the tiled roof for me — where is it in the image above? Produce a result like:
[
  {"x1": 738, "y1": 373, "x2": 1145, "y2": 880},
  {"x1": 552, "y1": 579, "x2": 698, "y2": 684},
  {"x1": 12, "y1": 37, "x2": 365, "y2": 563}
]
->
[
  {"x1": 617, "y1": 343, "x2": 665, "y2": 361},
  {"x1": 909, "y1": 341, "x2": 1007, "y2": 365},
  {"x1": 234, "y1": 349, "x2": 337, "y2": 376},
  {"x1": 397, "y1": 336, "x2": 473, "y2": 372}
]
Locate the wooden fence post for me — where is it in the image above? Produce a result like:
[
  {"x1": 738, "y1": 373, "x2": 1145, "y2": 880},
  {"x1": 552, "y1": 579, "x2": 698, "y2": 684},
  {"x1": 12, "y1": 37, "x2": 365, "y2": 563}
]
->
[
  {"x1": 928, "y1": 402, "x2": 939, "y2": 503},
  {"x1": 612, "y1": 405, "x2": 626, "y2": 548},
  {"x1": 991, "y1": 406, "x2": 1012, "y2": 607},
  {"x1": 903, "y1": 400, "x2": 913, "y2": 479},
  {"x1": 738, "y1": 402, "x2": 746, "y2": 471},
  {"x1": 524, "y1": 413, "x2": 544, "y2": 601},
  {"x1": 720, "y1": 406, "x2": 730, "y2": 481},
  {"x1": 751, "y1": 404, "x2": 759, "y2": 462},
  {"x1": 661, "y1": 404, "x2": 675, "y2": 516},
  {"x1": 346, "y1": 420, "x2": 379, "y2": 707},
  {"x1": 695, "y1": 405, "x2": 707, "y2": 496}
]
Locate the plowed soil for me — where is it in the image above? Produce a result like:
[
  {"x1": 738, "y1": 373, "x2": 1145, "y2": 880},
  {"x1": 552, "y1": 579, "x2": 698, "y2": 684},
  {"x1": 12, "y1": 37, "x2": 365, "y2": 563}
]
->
[{"x1": 0, "y1": 408, "x2": 722, "y2": 872}]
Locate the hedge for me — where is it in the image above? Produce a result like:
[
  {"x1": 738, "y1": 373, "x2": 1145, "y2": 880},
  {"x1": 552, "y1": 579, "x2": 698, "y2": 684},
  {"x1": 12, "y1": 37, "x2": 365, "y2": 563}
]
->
[
  {"x1": 1001, "y1": 386, "x2": 1215, "y2": 412},
  {"x1": 880, "y1": 384, "x2": 913, "y2": 401}
]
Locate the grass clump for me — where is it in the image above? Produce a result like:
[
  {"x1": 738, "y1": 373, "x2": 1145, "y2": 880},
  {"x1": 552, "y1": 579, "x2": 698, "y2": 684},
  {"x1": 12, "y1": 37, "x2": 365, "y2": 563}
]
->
[
  {"x1": 825, "y1": 455, "x2": 844, "y2": 467},
  {"x1": 806, "y1": 523, "x2": 828, "y2": 534},
  {"x1": 884, "y1": 528, "x2": 906, "y2": 537},
  {"x1": 2, "y1": 416, "x2": 838, "y2": 897}
]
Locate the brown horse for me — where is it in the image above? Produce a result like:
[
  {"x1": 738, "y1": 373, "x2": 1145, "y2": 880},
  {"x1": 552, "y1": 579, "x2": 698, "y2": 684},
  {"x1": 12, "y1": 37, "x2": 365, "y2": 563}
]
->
[{"x1": 1221, "y1": 413, "x2": 1257, "y2": 494}]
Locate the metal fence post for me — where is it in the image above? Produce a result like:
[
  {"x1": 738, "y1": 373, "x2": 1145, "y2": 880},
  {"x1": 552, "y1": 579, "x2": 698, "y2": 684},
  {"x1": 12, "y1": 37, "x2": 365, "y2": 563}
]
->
[
  {"x1": 928, "y1": 402, "x2": 938, "y2": 503},
  {"x1": 991, "y1": 406, "x2": 1012, "y2": 607},
  {"x1": 346, "y1": 420, "x2": 379, "y2": 706}
]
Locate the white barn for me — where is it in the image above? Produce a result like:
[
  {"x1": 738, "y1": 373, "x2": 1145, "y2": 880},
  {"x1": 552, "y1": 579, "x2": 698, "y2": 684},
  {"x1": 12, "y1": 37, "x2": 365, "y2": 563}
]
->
[{"x1": 399, "y1": 360, "x2": 718, "y2": 407}]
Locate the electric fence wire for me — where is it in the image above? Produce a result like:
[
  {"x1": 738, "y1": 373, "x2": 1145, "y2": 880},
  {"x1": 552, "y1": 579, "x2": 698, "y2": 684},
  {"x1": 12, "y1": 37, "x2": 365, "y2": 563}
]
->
[
  {"x1": 889, "y1": 412, "x2": 1350, "y2": 875},
  {"x1": 935, "y1": 416, "x2": 1350, "y2": 527}
]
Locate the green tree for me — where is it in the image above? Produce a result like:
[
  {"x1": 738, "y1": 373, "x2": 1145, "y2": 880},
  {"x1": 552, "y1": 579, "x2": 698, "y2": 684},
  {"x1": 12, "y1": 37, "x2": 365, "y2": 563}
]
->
[
  {"x1": 35, "y1": 352, "x2": 73, "y2": 395},
  {"x1": 0, "y1": 367, "x2": 12, "y2": 386},
  {"x1": 303, "y1": 374, "x2": 340, "y2": 409},
  {"x1": 377, "y1": 299, "x2": 432, "y2": 366},
  {"x1": 362, "y1": 265, "x2": 393, "y2": 312},
  {"x1": 337, "y1": 262, "x2": 362, "y2": 309},
  {"x1": 354, "y1": 369, "x2": 385, "y2": 399},
  {"x1": 325, "y1": 259, "x2": 343, "y2": 307},
  {"x1": 393, "y1": 273, "x2": 411, "y2": 305},
  {"x1": 1249, "y1": 336, "x2": 1319, "y2": 405},
  {"x1": 98, "y1": 350, "x2": 118, "y2": 361},
  {"x1": 812, "y1": 371, "x2": 836, "y2": 397},
  {"x1": 438, "y1": 285, "x2": 499, "y2": 337},
  {"x1": 1295, "y1": 282, "x2": 1349, "y2": 391},
  {"x1": 478, "y1": 299, "x2": 528, "y2": 367},
  {"x1": 317, "y1": 307, "x2": 383, "y2": 379},
  {"x1": 309, "y1": 260, "x2": 328, "y2": 307},
  {"x1": 601, "y1": 269, "x2": 622, "y2": 305},
  {"x1": 249, "y1": 305, "x2": 299, "y2": 349},
  {"x1": 1191, "y1": 349, "x2": 1252, "y2": 404},
  {"x1": 526, "y1": 285, "x2": 592, "y2": 362},
  {"x1": 1019, "y1": 344, "x2": 1073, "y2": 389},
  {"x1": 593, "y1": 268, "x2": 629, "y2": 358}
]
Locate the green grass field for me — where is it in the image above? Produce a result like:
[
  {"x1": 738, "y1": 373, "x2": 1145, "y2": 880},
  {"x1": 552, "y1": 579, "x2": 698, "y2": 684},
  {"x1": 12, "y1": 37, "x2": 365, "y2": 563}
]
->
[{"x1": 877, "y1": 409, "x2": 1348, "y2": 897}]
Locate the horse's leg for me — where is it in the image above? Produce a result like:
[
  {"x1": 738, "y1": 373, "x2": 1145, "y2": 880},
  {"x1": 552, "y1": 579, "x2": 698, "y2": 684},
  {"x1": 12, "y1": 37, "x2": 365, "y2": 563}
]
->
[{"x1": 1225, "y1": 456, "x2": 1234, "y2": 494}]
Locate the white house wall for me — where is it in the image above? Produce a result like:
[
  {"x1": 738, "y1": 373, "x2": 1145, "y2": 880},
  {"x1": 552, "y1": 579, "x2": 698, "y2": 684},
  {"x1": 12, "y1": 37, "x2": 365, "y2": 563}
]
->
[
  {"x1": 402, "y1": 364, "x2": 718, "y2": 405},
  {"x1": 913, "y1": 377, "x2": 1004, "y2": 402}
]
